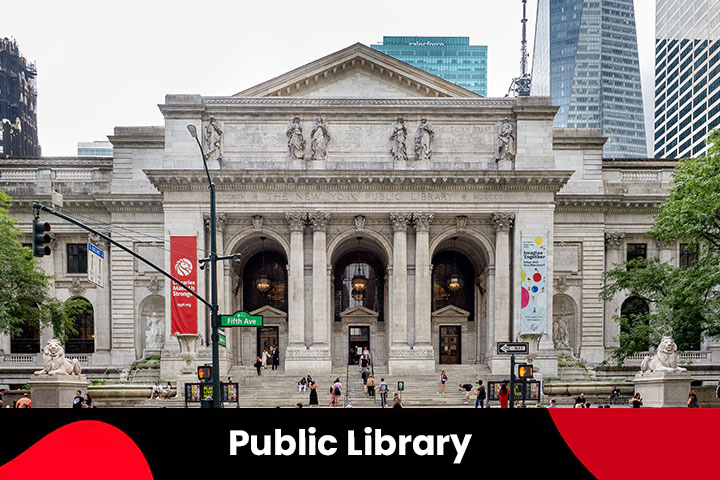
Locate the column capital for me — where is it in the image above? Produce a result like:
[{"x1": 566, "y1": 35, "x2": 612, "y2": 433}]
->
[
  {"x1": 605, "y1": 231, "x2": 625, "y2": 248},
  {"x1": 492, "y1": 212, "x2": 515, "y2": 232},
  {"x1": 285, "y1": 212, "x2": 307, "y2": 232},
  {"x1": 217, "y1": 213, "x2": 227, "y2": 230},
  {"x1": 390, "y1": 212, "x2": 412, "y2": 232},
  {"x1": 309, "y1": 211, "x2": 331, "y2": 231},
  {"x1": 413, "y1": 212, "x2": 434, "y2": 232}
]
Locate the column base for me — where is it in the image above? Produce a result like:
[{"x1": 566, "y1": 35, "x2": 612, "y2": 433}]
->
[
  {"x1": 388, "y1": 345, "x2": 435, "y2": 375},
  {"x1": 284, "y1": 345, "x2": 332, "y2": 375}
]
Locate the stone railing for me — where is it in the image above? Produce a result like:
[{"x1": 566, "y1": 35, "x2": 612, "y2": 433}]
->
[
  {"x1": 623, "y1": 351, "x2": 712, "y2": 365},
  {"x1": 621, "y1": 170, "x2": 660, "y2": 183},
  {"x1": 2, "y1": 353, "x2": 38, "y2": 364},
  {"x1": 66, "y1": 354, "x2": 91, "y2": 365},
  {"x1": 0, "y1": 169, "x2": 38, "y2": 181},
  {"x1": 55, "y1": 169, "x2": 94, "y2": 181}
]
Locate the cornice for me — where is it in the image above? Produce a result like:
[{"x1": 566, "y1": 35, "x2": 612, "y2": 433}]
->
[
  {"x1": 9, "y1": 194, "x2": 163, "y2": 213},
  {"x1": 144, "y1": 169, "x2": 573, "y2": 193},
  {"x1": 0, "y1": 157, "x2": 113, "y2": 168},
  {"x1": 556, "y1": 194, "x2": 667, "y2": 213}
]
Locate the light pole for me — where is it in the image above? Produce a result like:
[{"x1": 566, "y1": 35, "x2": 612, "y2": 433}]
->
[{"x1": 187, "y1": 123, "x2": 221, "y2": 408}]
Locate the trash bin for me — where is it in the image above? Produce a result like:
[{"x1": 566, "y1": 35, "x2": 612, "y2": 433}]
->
[{"x1": 201, "y1": 398, "x2": 213, "y2": 409}]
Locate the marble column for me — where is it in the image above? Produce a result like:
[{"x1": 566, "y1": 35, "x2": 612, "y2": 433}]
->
[
  {"x1": 390, "y1": 213, "x2": 411, "y2": 349},
  {"x1": 413, "y1": 212, "x2": 434, "y2": 351},
  {"x1": 307, "y1": 211, "x2": 332, "y2": 373},
  {"x1": 490, "y1": 212, "x2": 514, "y2": 373},
  {"x1": 604, "y1": 232, "x2": 625, "y2": 349},
  {"x1": 285, "y1": 212, "x2": 306, "y2": 349}
]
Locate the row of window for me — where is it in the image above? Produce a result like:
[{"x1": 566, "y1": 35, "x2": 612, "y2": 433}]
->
[{"x1": 626, "y1": 242, "x2": 697, "y2": 268}]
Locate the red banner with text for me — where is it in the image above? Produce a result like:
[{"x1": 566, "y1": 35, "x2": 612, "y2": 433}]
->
[{"x1": 170, "y1": 236, "x2": 198, "y2": 335}]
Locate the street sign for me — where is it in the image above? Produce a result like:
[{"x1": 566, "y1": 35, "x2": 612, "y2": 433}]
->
[
  {"x1": 517, "y1": 364, "x2": 534, "y2": 379},
  {"x1": 87, "y1": 242, "x2": 104, "y2": 288},
  {"x1": 496, "y1": 342, "x2": 529, "y2": 355},
  {"x1": 219, "y1": 328, "x2": 226, "y2": 348},
  {"x1": 220, "y1": 311, "x2": 263, "y2": 327}
]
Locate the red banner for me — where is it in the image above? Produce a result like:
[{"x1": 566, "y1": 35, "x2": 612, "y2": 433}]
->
[{"x1": 170, "y1": 236, "x2": 198, "y2": 335}]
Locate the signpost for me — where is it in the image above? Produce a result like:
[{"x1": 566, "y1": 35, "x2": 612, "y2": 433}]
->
[
  {"x1": 87, "y1": 242, "x2": 104, "y2": 288},
  {"x1": 496, "y1": 342, "x2": 529, "y2": 408},
  {"x1": 218, "y1": 328, "x2": 226, "y2": 348},
  {"x1": 220, "y1": 311, "x2": 263, "y2": 328}
]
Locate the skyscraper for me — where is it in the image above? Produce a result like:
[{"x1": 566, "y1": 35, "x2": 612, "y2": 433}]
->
[
  {"x1": 371, "y1": 37, "x2": 487, "y2": 96},
  {"x1": 531, "y1": 0, "x2": 647, "y2": 157},
  {"x1": 0, "y1": 38, "x2": 40, "y2": 158},
  {"x1": 654, "y1": 0, "x2": 720, "y2": 159}
]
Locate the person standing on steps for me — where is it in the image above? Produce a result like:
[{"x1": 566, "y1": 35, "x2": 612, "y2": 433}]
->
[
  {"x1": 254, "y1": 356, "x2": 263, "y2": 376},
  {"x1": 475, "y1": 380, "x2": 486, "y2": 409},
  {"x1": 438, "y1": 371, "x2": 448, "y2": 394},
  {"x1": 366, "y1": 374, "x2": 376, "y2": 398},
  {"x1": 262, "y1": 348, "x2": 270, "y2": 369},
  {"x1": 379, "y1": 378, "x2": 388, "y2": 408},
  {"x1": 272, "y1": 345, "x2": 280, "y2": 370},
  {"x1": 331, "y1": 378, "x2": 342, "y2": 407},
  {"x1": 308, "y1": 378, "x2": 318, "y2": 407}
]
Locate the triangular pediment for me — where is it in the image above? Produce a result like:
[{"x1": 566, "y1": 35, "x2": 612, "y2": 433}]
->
[
  {"x1": 236, "y1": 43, "x2": 480, "y2": 99},
  {"x1": 340, "y1": 305, "x2": 379, "y2": 318},
  {"x1": 249, "y1": 305, "x2": 287, "y2": 318},
  {"x1": 432, "y1": 305, "x2": 470, "y2": 318}
]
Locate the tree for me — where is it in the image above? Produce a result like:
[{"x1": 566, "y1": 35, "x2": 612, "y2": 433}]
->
[
  {"x1": 601, "y1": 131, "x2": 720, "y2": 363},
  {"x1": 0, "y1": 188, "x2": 80, "y2": 341}
]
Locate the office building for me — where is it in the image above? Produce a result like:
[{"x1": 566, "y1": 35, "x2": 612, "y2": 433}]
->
[
  {"x1": 371, "y1": 36, "x2": 487, "y2": 96},
  {"x1": 78, "y1": 141, "x2": 113, "y2": 157},
  {"x1": 532, "y1": 0, "x2": 647, "y2": 157}
]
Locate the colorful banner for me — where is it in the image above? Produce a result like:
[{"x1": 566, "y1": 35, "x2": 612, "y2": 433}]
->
[
  {"x1": 170, "y1": 235, "x2": 198, "y2": 335},
  {"x1": 520, "y1": 236, "x2": 547, "y2": 334}
]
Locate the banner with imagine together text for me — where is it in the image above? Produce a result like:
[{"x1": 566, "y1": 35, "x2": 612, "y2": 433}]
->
[{"x1": 520, "y1": 236, "x2": 547, "y2": 334}]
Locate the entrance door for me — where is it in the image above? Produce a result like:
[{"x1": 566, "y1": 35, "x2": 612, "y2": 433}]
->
[
  {"x1": 348, "y1": 326, "x2": 370, "y2": 365},
  {"x1": 439, "y1": 326, "x2": 461, "y2": 364},
  {"x1": 257, "y1": 326, "x2": 279, "y2": 364}
]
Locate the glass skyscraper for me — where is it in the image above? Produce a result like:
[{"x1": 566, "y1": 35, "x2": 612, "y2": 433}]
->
[
  {"x1": 654, "y1": 0, "x2": 720, "y2": 159},
  {"x1": 371, "y1": 37, "x2": 487, "y2": 96},
  {"x1": 531, "y1": 0, "x2": 647, "y2": 158}
]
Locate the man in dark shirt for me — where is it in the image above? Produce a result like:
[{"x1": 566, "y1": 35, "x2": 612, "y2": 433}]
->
[
  {"x1": 459, "y1": 383, "x2": 473, "y2": 404},
  {"x1": 475, "y1": 380, "x2": 487, "y2": 409},
  {"x1": 272, "y1": 345, "x2": 280, "y2": 370},
  {"x1": 574, "y1": 393, "x2": 586, "y2": 408},
  {"x1": 72, "y1": 390, "x2": 84, "y2": 408}
]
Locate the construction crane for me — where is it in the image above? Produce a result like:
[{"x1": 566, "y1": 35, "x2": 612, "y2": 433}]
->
[{"x1": 507, "y1": 0, "x2": 532, "y2": 97}]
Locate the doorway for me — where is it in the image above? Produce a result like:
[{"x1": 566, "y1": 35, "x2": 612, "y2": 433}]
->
[
  {"x1": 439, "y1": 326, "x2": 461, "y2": 364},
  {"x1": 257, "y1": 326, "x2": 279, "y2": 365},
  {"x1": 348, "y1": 326, "x2": 370, "y2": 365}
]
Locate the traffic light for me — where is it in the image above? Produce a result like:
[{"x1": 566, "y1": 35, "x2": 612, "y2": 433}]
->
[
  {"x1": 198, "y1": 365, "x2": 212, "y2": 382},
  {"x1": 517, "y1": 364, "x2": 534, "y2": 379},
  {"x1": 32, "y1": 218, "x2": 51, "y2": 257}
]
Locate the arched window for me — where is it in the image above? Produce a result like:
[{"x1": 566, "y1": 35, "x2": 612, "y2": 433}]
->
[
  {"x1": 333, "y1": 250, "x2": 385, "y2": 322},
  {"x1": 10, "y1": 323, "x2": 40, "y2": 354},
  {"x1": 620, "y1": 296, "x2": 650, "y2": 351},
  {"x1": 243, "y1": 251, "x2": 288, "y2": 313},
  {"x1": 65, "y1": 297, "x2": 94, "y2": 354},
  {"x1": 432, "y1": 251, "x2": 474, "y2": 320}
]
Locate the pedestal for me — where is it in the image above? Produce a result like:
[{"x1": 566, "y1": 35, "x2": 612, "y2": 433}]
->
[
  {"x1": 284, "y1": 348, "x2": 332, "y2": 375},
  {"x1": 388, "y1": 346, "x2": 435, "y2": 375},
  {"x1": 29, "y1": 374, "x2": 90, "y2": 408},
  {"x1": 633, "y1": 371, "x2": 692, "y2": 408},
  {"x1": 177, "y1": 372, "x2": 198, "y2": 399}
]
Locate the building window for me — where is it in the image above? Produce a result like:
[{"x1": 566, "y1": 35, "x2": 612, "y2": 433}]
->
[
  {"x1": 620, "y1": 296, "x2": 650, "y2": 351},
  {"x1": 333, "y1": 250, "x2": 385, "y2": 322},
  {"x1": 431, "y1": 250, "x2": 475, "y2": 320},
  {"x1": 10, "y1": 322, "x2": 40, "y2": 354},
  {"x1": 65, "y1": 297, "x2": 94, "y2": 354},
  {"x1": 679, "y1": 243, "x2": 698, "y2": 268},
  {"x1": 626, "y1": 243, "x2": 647, "y2": 262},
  {"x1": 242, "y1": 250, "x2": 288, "y2": 313},
  {"x1": 67, "y1": 244, "x2": 88, "y2": 274}
]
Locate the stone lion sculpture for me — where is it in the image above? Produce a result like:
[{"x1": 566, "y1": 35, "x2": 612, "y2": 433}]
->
[
  {"x1": 34, "y1": 339, "x2": 82, "y2": 376},
  {"x1": 640, "y1": 336, "x2": 687, "y2": 375}
]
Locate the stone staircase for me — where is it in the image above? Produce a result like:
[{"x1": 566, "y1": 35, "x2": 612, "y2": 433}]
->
[{"x1": 555, "y1": 356, "x2": 596, "y2": 382}]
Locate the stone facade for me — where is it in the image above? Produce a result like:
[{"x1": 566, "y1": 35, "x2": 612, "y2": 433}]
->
[{"x1": 1, "y1": 44, "x2": 711, "y2": 384}]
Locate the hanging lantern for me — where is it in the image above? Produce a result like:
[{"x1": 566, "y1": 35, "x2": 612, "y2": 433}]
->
[
  {"x1": 350, "y1": 236, "x2": 368, "y2": 302},
  {"x1": 256, "y1": 237, "x2": 272, "y2": 293},
  {"x1": 352, "y1": 274, "x2": 368, "y2": 292},
  {"x1": 447, "y1": 275, "x2": 462, "y2": 293},
  {"x1": 351, "y1": 287, "x2": 365, "y2": 302}
]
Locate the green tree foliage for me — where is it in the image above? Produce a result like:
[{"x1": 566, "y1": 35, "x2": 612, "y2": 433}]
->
[
  {"x1": 601, "y1": 131, "x2": 720, "y2": 363},
  {"x1": 0, "y1": 189, "x2": 79, "y2": 341}
]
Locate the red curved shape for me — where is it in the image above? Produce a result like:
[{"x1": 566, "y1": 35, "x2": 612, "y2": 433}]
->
[
  {"x1": 550, "y1": 409, "x2": 718, "y2": 479},
  {"x1": 0, "y1": 420, "x2": 152, "y2": 479}
]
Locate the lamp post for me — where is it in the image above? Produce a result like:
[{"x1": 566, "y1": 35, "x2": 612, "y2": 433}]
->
[{"x1": 187, "y1": 123, "x2": 221, "y2": 408}]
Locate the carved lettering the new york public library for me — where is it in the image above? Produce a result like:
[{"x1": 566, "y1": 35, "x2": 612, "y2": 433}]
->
[{"x1": 230, "y1": 191, "x2": 503, "y2": 203}]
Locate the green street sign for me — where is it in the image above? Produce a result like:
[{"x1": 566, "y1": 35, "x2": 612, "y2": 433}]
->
[
  {"x1": 219, "y1": 328, "x2": 226, "y2": 348},
  {"x1": 220, "y1": 311, "x2": 263, "y2": 328}
]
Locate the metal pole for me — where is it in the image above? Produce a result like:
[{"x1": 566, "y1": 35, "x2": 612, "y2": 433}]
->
[
  {"x1": 509, "y1": 354, "x2": 515, "y2": 409},
  {"x1": 209, "y1": 182, "x2": 221, "y2": 409}
]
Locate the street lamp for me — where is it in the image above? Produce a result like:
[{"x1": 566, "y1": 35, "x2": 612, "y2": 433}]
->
[{"x1": 187, "y1": 123, "x2": 221, "y2": 408}]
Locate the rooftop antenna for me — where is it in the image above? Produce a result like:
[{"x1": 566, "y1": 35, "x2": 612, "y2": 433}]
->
[{"x1": 507, "y1": 0, "x2": 532, "y2": 97}]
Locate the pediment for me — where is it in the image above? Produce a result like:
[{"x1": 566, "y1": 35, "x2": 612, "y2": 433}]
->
[
  {"x1": 432, "y1": 305, "x2": 470, "y2": 318},
  {"x1": 236, "y1": 43, "x2": 479, "y2": 99},
  {"x1": 249, "y1": 305, "x2": 287, "y2": 318},
  {"x1": 340, "y1": 305, "x2": 379, "y2": 319}
]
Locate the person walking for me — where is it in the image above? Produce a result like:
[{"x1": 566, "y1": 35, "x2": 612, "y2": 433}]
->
[
  {"x1": 475, "y1": 380, "x2": 486, "y2": 409},
  {"x1": 498, "y1": 383, "x2": 509, "y2": 409},
  {"x1": 366, "y1": 375, "x2": 376, "y2": 398},
  {"x1": 262, "y1": 348, "x2": 270, "y2": 369},
  {"x1": 379, "y1": 378, "x2": 388, "y2": 408},
  {"x1": 254, "y1": 356, "x2": 263, "y2": 376},
  {"x1": 438, "y1": 371, "x2": 448, "y2": 394},
  {"x1": 308, "y1": 379, "x2": 319, "y2": 407},
  {"x1": 331, "y1": 378, "x2": 342, "y2": 407},
  {"x1": 272, "y1": 345, "x2": 280, "y2": 370},
  {"x1": 688, "y1": 390, "x2": 699, "y2": 408},
  {"x1": 631, "y1": 393, "x2": 643, "y2": 408}
]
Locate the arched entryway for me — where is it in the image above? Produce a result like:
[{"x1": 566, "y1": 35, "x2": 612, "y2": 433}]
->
[
  {"x1": 65, "y1": 297, "x2": 94, "y2": 354},
  {"x1": 620, "y1": 296, "x2": 650, "y2": 351}
]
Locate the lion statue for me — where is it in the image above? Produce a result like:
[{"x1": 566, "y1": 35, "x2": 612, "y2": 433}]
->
[
  {"x1": 639, "y1": 336, "x2": 687, "y2": 375},
  {"x1": 34, "y1": 339, "x2": 82, "y2": 376}
]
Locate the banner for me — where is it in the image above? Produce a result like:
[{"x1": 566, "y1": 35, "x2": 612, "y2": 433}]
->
[
  {"x1": 520, "y1": 236, "x2": 547, "y2": 334},
  {"x1": 170, "y1": 235, "x2": 198, "y2": 335}
]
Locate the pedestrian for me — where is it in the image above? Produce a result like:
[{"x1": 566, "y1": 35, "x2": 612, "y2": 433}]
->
[
  {"x1": 631, "y1": 393, "x2": 643, "y2": 408},
  {"x1": 295, "y1": 402, "x2": 303, "y2": 408},
  {"x1": 573, "y1": 393, "x2": 586, "y2": 407},
  {"x1": 379, "y1": 378, "x2": 388, "y2": 408},
  {"x1": 262, "y1": 348, "x2": 270, "y2": 369},
  {"x1": 272, "y1": 345, "x2": 280, "y2": 370},
  {"x1": 438, "y1": 371, "x2": 448, "y2": 394},
  {"x1": 84, "y1": 392, "x2": 96, "y2": 408},
  {"x1": 161, "y1": 382, "x2": 172, "y2": 399},
  {"x1": 331, "y1": 378, "x2": 342, "y2": 407},
  {"x1": 475, "y1": 380, "x2": 486, "y2": 409},
  {"x1": 498, "y1": 383, "x2": 509, "y2": 409},
  {"x1": 688, "y1": 390, "x2": 699, "y2": 408},
  {"x1": 308, "y1": 379, "x2": 319, "y2": 407},
  {"x1": 608, "y1": 385, "x2": 621, "y2": 404},
  {"x1": 254, "y1": 356, "x2": 263, "y2": 376},
  {"x1": 361, "y1": 370, "x2": 368, "y2": 393},
  {"x1": 392, "y1": 393, "x2": 403, "y2": 408},
  {"x1": 459, "y1": 383, "x2": 473, "y2": 404},
  {"x1": 548, "y1": 398, "x2": 558, "y2": 408},
  {"x1": 16, "y1": 393, "x2": 31, "y2": 408},
  {"x1": 363, "y1": 347, "x2": 371, "y2": 363},
  {"x1": 356, "y1": 344, "x2": 363, "y2": 361},
  {"x1": 298, "y1": 376, "x2": 307, "y2": 393},
  {"x1": 360, "y1": 355, "x2": 369, "y2": 373},
  {"x1": 367, "y1": 375, "x2": 376, "y2": 398},
  {"x1": 73, "y1": 390, "x2": 84, "y2": 408}
]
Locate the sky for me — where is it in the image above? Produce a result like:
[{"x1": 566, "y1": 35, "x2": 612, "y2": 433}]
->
[{"x1": 2, "y1": 0, "x2": 656, "y2": 156}]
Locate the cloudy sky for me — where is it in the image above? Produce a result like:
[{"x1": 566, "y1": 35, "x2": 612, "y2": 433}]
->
[{"x1": 3, "y1": 0, "x2": 655, "y2": 156}]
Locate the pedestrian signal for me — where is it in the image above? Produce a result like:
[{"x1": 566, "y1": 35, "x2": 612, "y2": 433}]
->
[
  {"x1": 198, "y1": 365, "x2": 212, "y2": 381},
  {"x1": 517, "y1": 364, "x2": 534, "y2": 379},
  {"x1": 32, "y1": 218, "x2": 52, "y2": 257}
]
